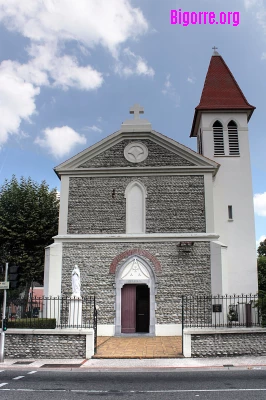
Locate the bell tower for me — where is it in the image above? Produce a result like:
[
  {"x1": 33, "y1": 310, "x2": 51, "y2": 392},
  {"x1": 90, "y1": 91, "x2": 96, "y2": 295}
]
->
[{"x1": 190, "y1": 49, "x2": 258, "y2": 295}]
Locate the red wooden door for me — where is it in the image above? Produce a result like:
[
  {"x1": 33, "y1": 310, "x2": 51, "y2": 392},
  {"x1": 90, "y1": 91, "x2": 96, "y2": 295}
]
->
[{"x1": 121, "y1": 285, "x2": 136, "y2": 333}]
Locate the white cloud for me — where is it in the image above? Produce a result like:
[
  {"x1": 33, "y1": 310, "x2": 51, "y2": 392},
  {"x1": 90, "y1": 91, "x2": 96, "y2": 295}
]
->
[
  {"x1": 35, "y1": 126, "x2": 87, "y2": 158},
  {"x1": 244, "y1": 0, "x2": 261, "y2": 9},
  {"x1": 256, "y1": 235, "x2": 266, "y2": 249},
  {"x1": 243, "y1": 0, "x2": 266, "y2": 38},
  {"x1": 187, "y1": 66, "x2": 196, "y2": 84},
  {"x1": 0, "y1": 0, "x2": 148, "y2": 57},
  {"x1": 162, "y1": 74, "x2": 180, "y2": 107},
  {"x1": 0, "y1": 61, "x2": 39, "y2": 146},
  {"x1": 115, "y1": 47, "x2": 154, "y2": 77},
  {"x1": 0, "y1": 0, "x2": 150, "y2": 145},
  {"x1": 83, "y1": 125, "x2": 102, "y2": 133},
  {"x1": 27, "y1": 42, "x2": 103, "y2": 91},
  {"x1": 254, "y1": 192, "x2": 266, "y2": 216}
]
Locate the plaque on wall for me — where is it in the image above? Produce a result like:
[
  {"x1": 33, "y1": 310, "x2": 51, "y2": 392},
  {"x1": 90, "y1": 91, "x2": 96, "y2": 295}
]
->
[{"x1": 213, "y1": 304, "x2": 222, "y2": 313}]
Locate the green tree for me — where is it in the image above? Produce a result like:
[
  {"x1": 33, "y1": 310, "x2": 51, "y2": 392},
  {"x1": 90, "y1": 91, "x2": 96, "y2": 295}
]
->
[
  {"x1": 258, "y1": 238, "x2": 266, "y2": 257},
  {"x1": 0, "y1": 176, "x2": 59, "y2": 297},
  {"x1": 257, "y1": 239, "x2": 266, "y2": 326},
  {"x1": 258, "y1": 238, "x2": 266, "y2": 291}
]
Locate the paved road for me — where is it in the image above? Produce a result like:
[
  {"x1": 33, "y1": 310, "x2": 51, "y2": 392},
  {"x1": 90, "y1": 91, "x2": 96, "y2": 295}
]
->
[{"x1": 0, "y1": 368, "x2": 266, "y2": 399}]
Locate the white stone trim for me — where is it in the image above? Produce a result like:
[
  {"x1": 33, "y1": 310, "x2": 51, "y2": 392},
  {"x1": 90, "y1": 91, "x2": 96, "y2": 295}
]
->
[
  {"x1": 44, "y1": 243, "x2": 62, "y2": 298},
  {"x1": 58, "y1": 166, "x2": 218, "y2": 177},
  {"x1": 155, "y1": 324, "x2": 182, "y2": 336},
  {"x1": 204, "y1": 174, "x2": 214, "y2": 232},
  {"x1": 183, "y1": 332, "x2": 191, "y2": 357},
  {"x1": 58, "y1": 176, "x2": 69, "y2": 235},
  {"x1": 183, "y1": 327, "x2": 266, "y2": 334},
  {"x1": 53, "y1": 233, "x2": 220, "y2": 243},
  {"x1": 97, "y1": 324, "x2": 115, "y2": 336}
]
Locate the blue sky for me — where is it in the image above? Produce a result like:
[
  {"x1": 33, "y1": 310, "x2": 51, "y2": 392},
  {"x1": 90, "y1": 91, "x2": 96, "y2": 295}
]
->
[{"x1": 0, "y1": 0, "x2": 265, "y2": 246}]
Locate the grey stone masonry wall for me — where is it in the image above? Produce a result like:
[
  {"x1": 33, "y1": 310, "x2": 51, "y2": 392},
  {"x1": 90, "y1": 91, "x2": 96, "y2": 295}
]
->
[
  {"x1": 5, "y1": 333, "x2": 86, "y2": 359},
  {"x1": 191, "y1": 331, "x2": 266, "y2": 357},
  {"x1": 62, "y1": 241, "x2": 211, "y2": 325},
  {"x1": 79, "y1": 139, "x2": 195, "y2": 168},
  {"x1": 67, "y1": 175, "x2": 205, "y2": 234}
]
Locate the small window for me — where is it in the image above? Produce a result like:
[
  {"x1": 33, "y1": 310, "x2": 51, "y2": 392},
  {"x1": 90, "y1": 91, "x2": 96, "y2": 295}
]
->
[
  {"x1": 228, "y1": 205, "x2": 233, "y2": 220},
  {"x1": 228, "y1": 120, "x2": 240, "y2": 155},
  {"x1": 213, "y1": 121, "x2": 224, "y2": 155}
]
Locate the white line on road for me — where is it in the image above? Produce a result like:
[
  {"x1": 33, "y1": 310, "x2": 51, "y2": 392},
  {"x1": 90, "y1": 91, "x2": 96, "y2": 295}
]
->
[
  {"x1": 0, "y1": 370, "x2": 4, "y2": 373},
  {"x1": 0, "y1": 383, "x2": 8, "y2": 387},
  {"x1": 27, "y1": 371, "x2": 37, "y2": 375},
  {"x1": 12, "y1": 376, "x2": 25, "y2": 380},
  {"x1": 0, "y1": 388, "x2": 266, "y2": 393}
]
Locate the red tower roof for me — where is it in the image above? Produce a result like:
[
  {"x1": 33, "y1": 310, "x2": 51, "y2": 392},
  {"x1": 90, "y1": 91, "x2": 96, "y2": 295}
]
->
[{"x1": 190, "y1": 52, "x2": 255, "y2": 137}]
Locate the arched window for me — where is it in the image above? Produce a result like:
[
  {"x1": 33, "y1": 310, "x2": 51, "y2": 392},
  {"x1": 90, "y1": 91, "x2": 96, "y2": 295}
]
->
[
  {"x1": 125, "y1": 181, "x2": 147, "y2": 234},
  {"x1": 213, "y1": 121, "x2": 224, "y2": 155},
  {"x1": 228, "y1": 120, "x2": 240, "y2": 155},
  {"x1": 197, "y1": 129, "x2": 203, "y2": 155}
]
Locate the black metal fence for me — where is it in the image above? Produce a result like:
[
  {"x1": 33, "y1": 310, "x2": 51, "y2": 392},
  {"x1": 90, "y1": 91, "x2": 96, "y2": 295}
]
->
[
  {"x1": 182, "y1": 294, "x2": 266, "y2": 329},
  {"x1": 5, "y1": 295, "x2": 97, "y2": 329}
]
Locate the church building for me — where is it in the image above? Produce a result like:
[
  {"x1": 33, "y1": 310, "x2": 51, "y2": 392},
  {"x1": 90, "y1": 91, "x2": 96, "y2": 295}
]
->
[{"x1": 44, "y1": 50, "x2": 258, "y2": 336}]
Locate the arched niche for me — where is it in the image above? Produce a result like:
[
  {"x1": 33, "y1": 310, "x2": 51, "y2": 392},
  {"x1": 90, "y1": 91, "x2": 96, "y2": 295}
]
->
[{"x1": 125, "y1": 180, "x2": 147, "y2": 234}]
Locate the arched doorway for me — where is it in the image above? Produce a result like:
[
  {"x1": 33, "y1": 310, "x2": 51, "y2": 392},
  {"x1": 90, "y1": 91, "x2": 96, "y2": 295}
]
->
[{"x1": 115, "y1": 256, "x2": 156, "y2": 335}]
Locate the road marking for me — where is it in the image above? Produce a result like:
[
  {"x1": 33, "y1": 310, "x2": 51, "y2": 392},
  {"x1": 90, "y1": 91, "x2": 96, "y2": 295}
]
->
[
  {"x1": 0, "y1": 370, "x2": 4, "y2": 373},
  {"x1": 0, "y1": 383, "x2": 8, "y2": 387},
  {"x1": 0, "y1": 388, "x2": 266, "y2": 393},
  {"x1": 12, "y1": 376, "x2": 25, "y2": 380},
  {"x1": 27, "y1": 371, "x2": 37, "y2": 375}
]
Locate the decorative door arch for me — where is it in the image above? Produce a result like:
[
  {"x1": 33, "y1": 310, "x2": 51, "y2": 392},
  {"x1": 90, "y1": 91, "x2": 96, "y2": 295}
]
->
[{"x1": 115, "y1": 256, "x2": 156, "y2": 335}]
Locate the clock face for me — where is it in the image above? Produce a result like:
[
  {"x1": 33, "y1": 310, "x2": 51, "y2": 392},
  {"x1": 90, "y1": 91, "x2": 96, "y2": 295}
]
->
[{"x1": 124, "y1": 142, "x2": 148, "y2": 163}]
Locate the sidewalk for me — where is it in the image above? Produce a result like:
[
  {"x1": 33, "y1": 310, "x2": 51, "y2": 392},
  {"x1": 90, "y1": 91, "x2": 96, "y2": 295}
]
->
[{"x1": 1, "y1": 356, "x2": 266, "y2": 370}]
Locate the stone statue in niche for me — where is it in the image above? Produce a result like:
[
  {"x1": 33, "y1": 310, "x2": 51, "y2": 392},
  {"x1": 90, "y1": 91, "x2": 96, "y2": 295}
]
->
[{"x1": 72, "y1": 265, "x2": 81, "y2": 298}]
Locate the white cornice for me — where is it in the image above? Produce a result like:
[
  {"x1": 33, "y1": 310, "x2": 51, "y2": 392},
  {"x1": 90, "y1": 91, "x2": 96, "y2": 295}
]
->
[
  {"x1": 57, "y1": 166, "x2": 216, "y2": 177},
  {"x1": 53, "y1": 233, "x2": 219, "y2": 243}
]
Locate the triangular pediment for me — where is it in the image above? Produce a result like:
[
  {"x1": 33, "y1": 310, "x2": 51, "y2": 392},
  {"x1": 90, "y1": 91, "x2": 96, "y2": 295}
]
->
[{"x1": 54, "y1": 130, "x2": 219, "y2": 177}]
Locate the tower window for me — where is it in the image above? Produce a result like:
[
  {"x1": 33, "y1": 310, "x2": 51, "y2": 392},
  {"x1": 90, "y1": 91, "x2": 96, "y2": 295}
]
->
[
  {"x1": 213, "y1": 121, "x2": 224, "y2": 155},
  {"x1": 228, "y1": 205, "x2": 233, "y2": 220},
  {"x1": 228, "y1": 120, "x2": 240, "y2": 155},
  {"x1": 197, "y1": 129, "x2": 203, "y2": 155}
]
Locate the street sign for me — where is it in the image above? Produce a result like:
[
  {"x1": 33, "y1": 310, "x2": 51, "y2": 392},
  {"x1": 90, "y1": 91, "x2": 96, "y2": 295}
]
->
[{"x1": 0, "y1": 282, "x2": 9, "y2": 290}]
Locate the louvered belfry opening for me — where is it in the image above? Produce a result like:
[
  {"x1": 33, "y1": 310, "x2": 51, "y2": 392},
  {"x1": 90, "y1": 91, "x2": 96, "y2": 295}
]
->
[
  {"x1": 228, "y1": 120, "x2": 240, "y2": 155},
  {"x1": 213, "y1": 120, "x2": 224, "y2": 155}
]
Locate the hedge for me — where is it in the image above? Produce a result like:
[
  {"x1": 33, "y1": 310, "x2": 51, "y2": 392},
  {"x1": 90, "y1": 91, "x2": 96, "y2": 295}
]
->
[{"x1": 7, "y1": 318, "x2": 56, "y2": 329}]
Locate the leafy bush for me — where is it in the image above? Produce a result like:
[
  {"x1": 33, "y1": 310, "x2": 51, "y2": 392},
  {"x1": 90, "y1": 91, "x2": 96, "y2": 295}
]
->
[{"x1": 7, "y1": 318, "x2": 56, "y2": 329}]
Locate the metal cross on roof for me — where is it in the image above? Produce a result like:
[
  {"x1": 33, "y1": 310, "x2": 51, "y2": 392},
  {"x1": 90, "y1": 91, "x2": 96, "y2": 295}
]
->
[
  {"x1": 129, "y1": 104, "x2": 144, "y2": 119},
  {"x1": 212, "y1": 46, "x2": 219, "y2": 55}
]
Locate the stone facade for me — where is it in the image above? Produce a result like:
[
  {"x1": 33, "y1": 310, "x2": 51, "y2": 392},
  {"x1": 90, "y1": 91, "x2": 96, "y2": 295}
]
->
[
  {"x1": 5, "y1": 333, "x2": 86, "y2": 359},
  {"x1": 61, "y1": 241, "x2": 211, "y2": 325},
  {"x1": 67, "y1": 175, "x2": 206, "y2": 234},
  {"x1": 191, "y1": 331, "x2": 266, "y2": 357},
  {"x1": 78, "y1": 139, "x2": 195, "y2": 168}
]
